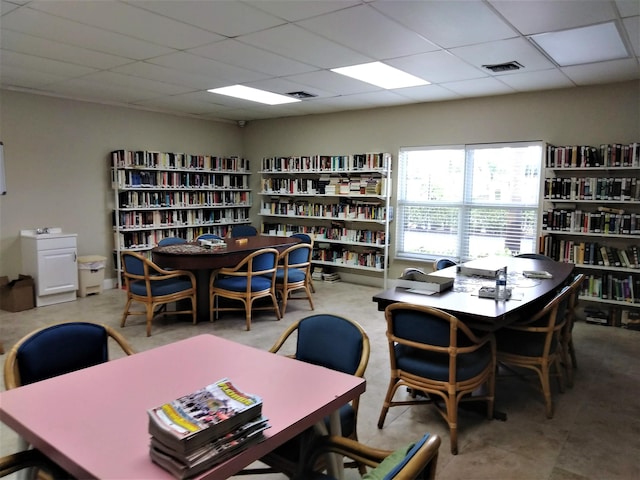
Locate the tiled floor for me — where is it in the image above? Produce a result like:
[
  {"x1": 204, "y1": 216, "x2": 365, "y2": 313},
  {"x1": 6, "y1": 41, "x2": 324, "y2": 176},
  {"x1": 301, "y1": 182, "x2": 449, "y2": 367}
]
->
[{"x1": 1, "y1": 282, "x2": 639, "y2": 479}]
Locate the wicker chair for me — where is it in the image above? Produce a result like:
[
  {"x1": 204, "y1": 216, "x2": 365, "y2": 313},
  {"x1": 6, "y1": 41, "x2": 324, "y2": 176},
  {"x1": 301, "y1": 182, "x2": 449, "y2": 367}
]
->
[
  {"x1": 120, "y1": 251, "x2": 197, "y2": 336},
  {"x1": 496, "y1": 284, "x2": 571, "y2": 418},
  {"x1": 229, "y1": 225, "x2": 258, "y2": 237},
  {"x1": 275, "y1": 243, "x2": 315, "y2": 315},
  {"x1": 209, "y1": 247, "x2": 280, "y2": 330},
  {"x1": 559, "y1": 273, "x2": 585, "y2": 387},
  {"x1": 378, "y1": 303, "x2": 495, "y2": 455},
  {"x1": 0, "y1": 449, "x2": 72, "y2": 479},
  {"x1": 295, "y1": 433, "x2": 441, "y2": 480}
]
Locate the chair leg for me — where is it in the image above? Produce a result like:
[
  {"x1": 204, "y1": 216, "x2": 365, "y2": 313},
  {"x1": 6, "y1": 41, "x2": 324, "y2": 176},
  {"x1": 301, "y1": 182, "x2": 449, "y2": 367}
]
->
[
  {"x1": 120, "y1": 298, "x2": 133, "y2": 327},
  {"x1": 569, "y1": 339, "x2": 578, "y2": 369},
  {"x1": 145, "y1": 304, "x2": 154, "y2": 337},
  {"x1": 537, "y1": 366, "x2": 554, "y2": 419},
  {"x1": 377, "y1": 379, "x2": 399, "y2": 429},
  {"x1": 446, "y1": 395, "x2": 458, "y2": 455}
]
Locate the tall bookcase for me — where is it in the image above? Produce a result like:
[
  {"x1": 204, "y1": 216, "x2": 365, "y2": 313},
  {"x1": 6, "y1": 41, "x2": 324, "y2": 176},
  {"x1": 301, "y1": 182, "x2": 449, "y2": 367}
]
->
[
  {"x1": 541, "y1": 142, "x2": 640, "y2": 327},
  {"x1": 111, "y1": 150, "x2": 251, "y2": 286},
  {"x1": 258, "y1": 153, "x2": 392, "y2": 287}
]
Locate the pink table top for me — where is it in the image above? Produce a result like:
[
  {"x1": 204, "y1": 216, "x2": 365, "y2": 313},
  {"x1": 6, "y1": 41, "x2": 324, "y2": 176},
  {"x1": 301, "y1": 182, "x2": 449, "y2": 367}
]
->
[{"x1": 0, "y1": 334, "x2": 366, "y2": 479}]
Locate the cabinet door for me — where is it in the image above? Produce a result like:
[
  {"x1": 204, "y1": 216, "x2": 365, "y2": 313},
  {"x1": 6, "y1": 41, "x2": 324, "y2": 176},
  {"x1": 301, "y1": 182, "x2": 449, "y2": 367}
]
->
[{"x1": 37, "y1": 247, "x2": 78, "y2": 295}]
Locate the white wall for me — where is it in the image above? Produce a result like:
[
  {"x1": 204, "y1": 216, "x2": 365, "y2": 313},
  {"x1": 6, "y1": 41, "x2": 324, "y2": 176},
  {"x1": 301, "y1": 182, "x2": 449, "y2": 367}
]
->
[
  {"x1": 0, "y1": 91, "x2": 243, "y2": 277},
  {"x1": 1, "y1": 81, "x2": 638, "y2": 283}
]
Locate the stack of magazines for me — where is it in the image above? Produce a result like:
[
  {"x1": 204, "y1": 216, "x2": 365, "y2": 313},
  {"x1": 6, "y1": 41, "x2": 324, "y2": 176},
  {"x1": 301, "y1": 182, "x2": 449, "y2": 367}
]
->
[{"x1": 148, "y1": 377, "x2": 269, "y2": 479}]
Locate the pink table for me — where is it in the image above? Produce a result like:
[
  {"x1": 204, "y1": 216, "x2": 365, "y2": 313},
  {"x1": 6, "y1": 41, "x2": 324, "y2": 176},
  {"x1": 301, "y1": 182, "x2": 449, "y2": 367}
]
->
[{"x1": 0, "y1": 335, "x2": 366, "y2": 479}]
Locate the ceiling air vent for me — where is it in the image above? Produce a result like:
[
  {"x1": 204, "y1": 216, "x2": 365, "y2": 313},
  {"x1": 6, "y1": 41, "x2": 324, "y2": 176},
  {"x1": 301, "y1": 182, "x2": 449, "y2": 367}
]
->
[
  {"x1": 286, "y1": 91, "x2": 317, "y2": 99},
  {"x1": 482, "y1": 61, "x2": 524, "y2": 73}
]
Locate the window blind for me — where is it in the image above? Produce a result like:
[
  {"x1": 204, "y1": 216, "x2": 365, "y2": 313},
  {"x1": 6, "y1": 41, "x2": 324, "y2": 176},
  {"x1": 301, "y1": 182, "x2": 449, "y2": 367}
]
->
[{"x1": 396, "y1": 142, "x2": 543, "y2": 261}]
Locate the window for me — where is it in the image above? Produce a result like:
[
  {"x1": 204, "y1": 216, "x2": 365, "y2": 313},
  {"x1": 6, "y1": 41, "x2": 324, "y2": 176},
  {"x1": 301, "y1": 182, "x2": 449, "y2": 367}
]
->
[{"x1": 396, "y1": 142, "x2": 543, "y2": 262}]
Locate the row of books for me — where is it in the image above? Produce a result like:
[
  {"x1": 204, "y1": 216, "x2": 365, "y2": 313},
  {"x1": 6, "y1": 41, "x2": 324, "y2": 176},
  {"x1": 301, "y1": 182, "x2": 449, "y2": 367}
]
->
[
  {"x1": 113, "y1": 170, "x2": 249, "y2": 190},
  {"x1": 260, "y1": 176, "x2": 388, "y2": 196},
  {"x1": 544, "y1": 176, "x2": 640, "y2": 201},
  {"x1": 583, "y1": 307, "x2": 640, "y2": 329},
  {"x1": 148, "y1": 378, "x2": 269, "y2": 479},
  {"x1": 260, "y1": 224, "x2": 387, "y2": 247},
  {"x1": 114, "y1": 225, "x2": 237, "y2": 249},
  {"x1": 118, "y1": 191, "x2": 251, "y2": 209},
  {"x1": 541, "y1": 209, "x2": 639, "y2": 235},
  {"x1": 115, "y1": 209, "x2": 249, "y2": 231},
  {"x1": 546, "y1": 143, "x2": 640, "y2": 168},
  {"x1": 259, "y1": 200, "x2": 387, "y2": 221},
  {"x1": 112, "y1": 150, "x2": 250, "y2": 172},
  {"x1": 314, "y1": 244, "x2": 385, "y2": 269},
  {"x1": 261, "y1": 153, "x2": 390, "y2": 172},
  {"x1": 580, "y1": 273, "x2": 640, "y2": 303},
  {"x1": 539, "y1": 237, "x2": 640, "y2": 269}
]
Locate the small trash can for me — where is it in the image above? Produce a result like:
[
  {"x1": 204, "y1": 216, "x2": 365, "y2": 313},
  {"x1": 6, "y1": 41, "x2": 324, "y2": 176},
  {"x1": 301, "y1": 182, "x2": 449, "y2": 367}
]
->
[{"x1": 78, "y1": 255, "x2": 106, "y2": 297}]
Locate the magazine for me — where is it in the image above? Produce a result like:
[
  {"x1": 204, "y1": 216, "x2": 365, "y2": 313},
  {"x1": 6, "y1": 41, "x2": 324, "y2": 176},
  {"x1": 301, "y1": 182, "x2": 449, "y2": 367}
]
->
[{"x1": 148, "y1": 378, "x2": 263, "y2": 454}]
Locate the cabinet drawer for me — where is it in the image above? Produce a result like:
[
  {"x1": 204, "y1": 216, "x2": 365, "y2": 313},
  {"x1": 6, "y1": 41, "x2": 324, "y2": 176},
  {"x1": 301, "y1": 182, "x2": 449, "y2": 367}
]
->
[{"x1": 33, "y1": 235, "x2": 77, "y2": 250}]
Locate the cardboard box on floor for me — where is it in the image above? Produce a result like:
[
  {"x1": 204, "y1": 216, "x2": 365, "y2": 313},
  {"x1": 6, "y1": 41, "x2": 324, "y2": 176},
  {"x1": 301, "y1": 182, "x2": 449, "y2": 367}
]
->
[{"x1": 0, "y1": 275, "x2": 35, "y2": 312}]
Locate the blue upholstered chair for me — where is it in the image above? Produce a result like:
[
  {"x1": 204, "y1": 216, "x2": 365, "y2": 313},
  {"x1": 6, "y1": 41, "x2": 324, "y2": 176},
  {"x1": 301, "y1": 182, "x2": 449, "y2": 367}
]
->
[
  {"x1": 296, "y1": 433, "x2": 441, "y2": 480},
  {"x1": 196, "y1": 233, "x2": 222, "y2": 241},
  {"x1": 229, "y1": 225, "x2": 258, "y2": 238},
  {"x1": 275, "y1": 243, "x2": 314, "y2": 315},
  {"x1": 209, "y1": 247, "x2": 280, "y2": 330},
  {"x1": 378, "y1": 303, "x2": 496, "y2": 455},
  {"x1": 3, "y1": 321, "x2": 135, "y2": 390},
  {"x1": 157, "y1": 236, "x2": 187, "y2": 246},
  {"x1": 254, "y1": 314, "x2": 370, "y2": 477},
  {"x1": 290, "y1": 233, "x2": 316, "y2": 292},
  {"x1": 120, "y1": 251, "x2": 197, "y2": 336},
  {"x1": 496, "y1": 284, "x2": 571, "y2": 418},
  {"x1": 560, "y1": 273, "x2": 585, "y2": 387},
  {"x1": 435, "y1": 258, "x2": 457, "y2": 270},
  {"x1": 515, "y1": 253, "x2": 554, "y2": 260}
]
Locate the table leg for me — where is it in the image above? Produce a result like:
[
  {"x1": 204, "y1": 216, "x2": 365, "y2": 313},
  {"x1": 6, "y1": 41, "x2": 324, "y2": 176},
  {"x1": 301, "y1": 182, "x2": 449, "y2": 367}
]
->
[
  {"x1": 195, "y1": 269, "x2": 212, "y2": 322},
  {"x1": 313, "y1": 411, "x2": 344, "y2": 480}
]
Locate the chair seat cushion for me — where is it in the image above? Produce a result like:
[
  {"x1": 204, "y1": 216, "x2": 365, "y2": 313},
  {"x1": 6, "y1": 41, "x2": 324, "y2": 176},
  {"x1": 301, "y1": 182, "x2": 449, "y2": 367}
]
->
[
  {"x1": 129, "y1": 278, "x2": 192, "y2": 297},
  {"x1": 322, "y1": 403, "x2": 355, "y2": 438},
  {"x1": 496, "y1": 329, "x2": 557, "y2": 357},
  {"x1": 395, "y1": 343, "x2": 492, "y2": 381},
  {"x1": 275, "y1": 268, "x2": 306, "y2": 283},
  {"x1": 214, "y1": 275, "x2": 272, "y2": 292}
]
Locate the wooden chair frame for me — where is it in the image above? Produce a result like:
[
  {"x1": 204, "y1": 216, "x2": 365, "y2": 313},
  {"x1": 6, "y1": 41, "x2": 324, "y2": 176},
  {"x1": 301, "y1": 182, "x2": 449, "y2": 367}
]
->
[
  {"x1": 560, "y1": 273, "x2": 585, "y2": 388},
  {"x1": 120, "y1": 251, "x2": 197, "y2": 337},
  {"x1": 497, "y1": 285, "x2": 571, "y2": 418},
  {"x1": 0, "y1": 449, "x2": 72, "y2": 479},
  {"x1": 276, "y1": 243, "x2": 315, "y2": 315},
  {"x1": 209, "y1": 247, "x2": 281, "y2": 330},
  {"x1": 295, "y1": 434, "x2": 441, "y2": 480},
  {"x1": 4, "y1": 322, "x2": 135, "y2": 390},
  {"x1": 378, "y1": 303, "x2": 496, "y2": 455}
]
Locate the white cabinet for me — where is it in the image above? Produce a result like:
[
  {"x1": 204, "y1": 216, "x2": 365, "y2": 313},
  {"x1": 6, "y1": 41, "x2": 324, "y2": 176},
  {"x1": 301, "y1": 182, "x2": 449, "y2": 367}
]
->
[{"x1": 21, "y1": 229, "x2": 78, "y2": 307}]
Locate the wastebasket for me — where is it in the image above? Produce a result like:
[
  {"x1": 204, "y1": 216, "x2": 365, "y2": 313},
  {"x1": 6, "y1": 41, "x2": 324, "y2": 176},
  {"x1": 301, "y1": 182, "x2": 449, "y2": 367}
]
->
[{"x1": 78, "y1": 255, "x2": 106, "y2": 297}]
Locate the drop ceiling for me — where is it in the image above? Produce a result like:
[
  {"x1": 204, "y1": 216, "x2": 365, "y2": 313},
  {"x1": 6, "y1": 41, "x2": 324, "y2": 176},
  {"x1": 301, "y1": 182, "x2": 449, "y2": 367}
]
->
[{"x1": 1, "y1": 0, "x2": 639, "y2": 124}]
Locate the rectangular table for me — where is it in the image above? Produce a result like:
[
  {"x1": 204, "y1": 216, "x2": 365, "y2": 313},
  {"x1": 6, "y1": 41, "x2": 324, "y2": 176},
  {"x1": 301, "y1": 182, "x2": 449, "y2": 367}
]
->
[
  {"x1": 0, "y1": 334, "x2": 365, "y2": 479},
  {"x1": 374, "y1": 256, "x2": 574, "y2": 331}
]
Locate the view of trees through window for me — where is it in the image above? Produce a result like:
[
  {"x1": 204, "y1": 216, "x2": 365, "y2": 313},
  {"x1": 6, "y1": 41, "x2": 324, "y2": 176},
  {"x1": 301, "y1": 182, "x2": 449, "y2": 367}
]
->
[{"x1": 397, "y1": 142, "x2": 543, "y2": 261}]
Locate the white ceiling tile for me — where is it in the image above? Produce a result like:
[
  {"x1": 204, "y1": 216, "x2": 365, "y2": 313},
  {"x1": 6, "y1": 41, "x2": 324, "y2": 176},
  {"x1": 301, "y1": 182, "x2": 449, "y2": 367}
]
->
[
  {"x1": 451, "y1": 37, "x2": 555, "y2": 73},
  {"x1": 39, "y1": 78, "x2": 163, "y2": 104},
  {"x1": 283, "y1": 70, "x2": 381, "y2": 96},
  {"x1": 489, "y1": 0, "x2": 617, "y2": 35},
  {"x1": 496, "y1": 68, "x2": 575, "y2": 91},
  {"x1": 623, "y1": 16, "x2": 640, "y2": 56},
  {"x1": 129, "y1": 0, "x2": 285, "y2": 37},
  {"x1": 243, "y1": 77, "x2": 335, "y2": 99},
  {"x1": 561, "y1": 57, "x2": 640, "y2": 85},
  {"x1": 387, "y1": 51, "x2": 487, "y2": 84},
  {"x1": 1, "y1": 50, "x2": 97, "y2": 78},
  {"x1": 111, "y1": 62, "x2": 223, "y2": 91},
  {"x1": 372, "y1": 0, "x2": 517, "y2": 48},
  {"x1": 132, "y1": 93, "x2": 235, "y2": 116},
  {"x1": 188, "y1": 39, "x2": 317, "y2": 77},
  {"x1": 79, "y1": 71, "x2": 194, "y2": 96},
  {"x1": 3, "y1": 7, "x2": 175, "y2": 59},
  {"x1": 238, "y1": 24, "x2": 372, "y2": 69},
  {"x1": 0, "y1": 0, "x2": 20, "y2": 15},
  {"x1": 245, "y1": 0, "x2": 360, "y2": 22},
  {"x1": 616, "y1": 1, "x2": 640, "y2": 18},
  {"x1": 439, "y1": 77, "x2": 517, "y2": 97},
  {"x1": 297, "y1": 4, "x2": 439, "y2": 59},
  {"x1": 27, "y1": 0, "x2": 224, "y2": 49},
  {"x1": 0, "y1": 64, "x2": 69, "y2": 89},
  {"x1": 393, "y1": 84, "x2": 464, "y2": 103},
  {"x1": 146, "y1": 52, "x2": 269, "y2": 84},
  {"x1": 1, "y1": 30, "x2": 134, "y2": 70}
]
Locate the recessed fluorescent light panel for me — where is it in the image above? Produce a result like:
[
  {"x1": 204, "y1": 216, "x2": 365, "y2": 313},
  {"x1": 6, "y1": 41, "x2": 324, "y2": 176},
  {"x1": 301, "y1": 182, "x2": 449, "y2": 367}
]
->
[
  {"x1": 530, "y1": 22, "x2": 629, "y2": 67},
  {"x1": 331, "y1": 62, "x2": 429, "y2": 89},
  {"x1": 207, "y1": 85, "x2": 300, "y2": 105}
]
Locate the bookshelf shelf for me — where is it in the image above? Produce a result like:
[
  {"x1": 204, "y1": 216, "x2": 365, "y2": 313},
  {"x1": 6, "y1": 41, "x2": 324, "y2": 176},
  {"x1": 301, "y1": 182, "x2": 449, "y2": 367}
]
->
[
  {"x1": 259, "y1": 153, "x2": 392, "y2": 287},
  {"x1": 541, "y1": 143, "x2": 640, "y2": 324},
  {"x1": 111, "y1": 150, "x2": 252, "y2": 286}
]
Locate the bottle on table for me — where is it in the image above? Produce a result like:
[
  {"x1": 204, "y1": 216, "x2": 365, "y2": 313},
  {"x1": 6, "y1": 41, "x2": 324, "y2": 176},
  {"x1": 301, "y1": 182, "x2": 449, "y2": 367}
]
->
[{"x1": 495, "y1": 267, "x2": 507, "y2": 301}]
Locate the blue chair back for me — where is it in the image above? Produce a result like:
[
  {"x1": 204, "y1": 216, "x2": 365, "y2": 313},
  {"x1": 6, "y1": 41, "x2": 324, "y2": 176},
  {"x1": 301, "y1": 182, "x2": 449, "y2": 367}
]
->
[
  {"x1": 123, "y1": 252, "x2": 145, "y2": 276},
  {"x1": 391, "y1": 307, "x2": 473, "y2": 348},
  {"x1": 16, "y1": 322, "x2": 110, "y2": 386},
  {"x1": 295, "y1": 314, "x2": 365, "y2": 375},
  {"x1": 230, "y1": 225, "x2": 258, "y2": 237},
  {"x1": 435, "y1": 258, "x2": 457, "y2": 270},
  {"x1": 158, "y1": 237, "x2": 186, "y2": 246},
  {"x1": 290, "y1": 233, "x2": 312, "y2": 244},
  {"x1": 197, "y1": 233, "x2": 222, "y2": 241}
]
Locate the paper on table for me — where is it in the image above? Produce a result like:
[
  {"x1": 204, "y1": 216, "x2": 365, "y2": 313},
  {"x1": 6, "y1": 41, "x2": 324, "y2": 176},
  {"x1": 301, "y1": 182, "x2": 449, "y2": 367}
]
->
[{"x1": 523, "y1": 270, "x2": 553, "y2": 279}]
